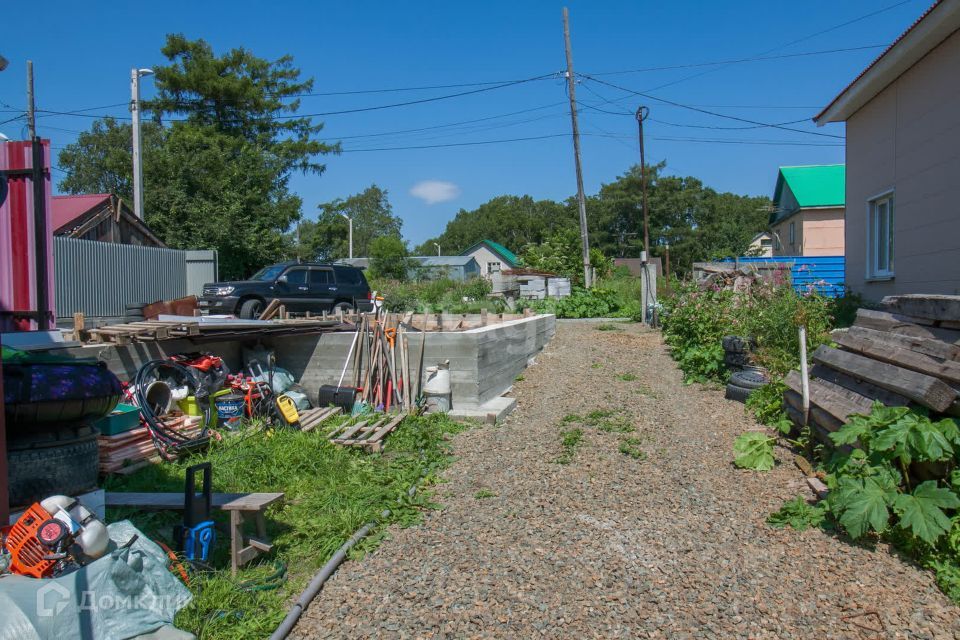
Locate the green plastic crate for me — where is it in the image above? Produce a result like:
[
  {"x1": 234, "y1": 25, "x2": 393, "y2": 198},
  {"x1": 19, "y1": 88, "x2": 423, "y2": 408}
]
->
[{"x1": 94, "y1": 403, "x2": 142, "y2": 436}]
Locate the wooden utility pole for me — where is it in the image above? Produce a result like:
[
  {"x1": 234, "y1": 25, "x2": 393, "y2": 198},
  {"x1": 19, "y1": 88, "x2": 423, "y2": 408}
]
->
[
  {"x1": 26, "y1": 60, "x2": 36, "y2": 138},
  {"x1": 562, "y1": 7, "x2": 591, "y2": 288}
]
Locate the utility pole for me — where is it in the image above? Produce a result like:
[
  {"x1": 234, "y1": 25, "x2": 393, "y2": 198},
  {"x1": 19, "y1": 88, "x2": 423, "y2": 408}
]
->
[
  {"x1": 26, "y1": 61, "x2": 36, "y2": 138},
  {"x1": 636, "y1": 105, "x2": 651, "y2": 322},
  {"x1": 130, "y1": 68, "x2": 153, "y2": 220},
  {"x1": 562, "y1": 7, "x2": 591, "y2": 288},
  {"x1": 340, "y1": 213, "x2": 353, "y2": 258}
]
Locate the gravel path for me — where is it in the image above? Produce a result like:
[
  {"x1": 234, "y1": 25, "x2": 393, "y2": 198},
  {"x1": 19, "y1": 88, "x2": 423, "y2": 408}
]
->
[{"x1": 294, "y1": 322, "x2": 960, "y2": 639}]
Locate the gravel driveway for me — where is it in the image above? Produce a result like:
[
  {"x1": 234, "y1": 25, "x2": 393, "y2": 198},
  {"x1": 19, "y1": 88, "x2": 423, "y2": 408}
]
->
[{"x1": 294, "y1": 322, "x2": 959, "y2": 639}]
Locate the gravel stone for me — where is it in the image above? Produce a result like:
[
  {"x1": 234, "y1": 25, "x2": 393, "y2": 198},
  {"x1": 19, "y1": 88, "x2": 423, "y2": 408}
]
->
[{"x1": 292, "y1": 322, "x2": 960, "y2": 639}]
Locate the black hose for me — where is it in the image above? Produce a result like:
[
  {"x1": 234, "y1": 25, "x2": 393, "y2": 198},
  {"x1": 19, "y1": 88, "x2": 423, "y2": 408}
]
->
[{"x1": 133, "y1": 359, "x2": 215, "y2": 459}]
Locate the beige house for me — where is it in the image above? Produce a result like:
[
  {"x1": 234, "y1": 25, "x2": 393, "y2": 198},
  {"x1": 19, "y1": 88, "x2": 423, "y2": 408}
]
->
[
  {"x1": 460, "y1": 239, "x2": 521, "y2": 279},
  {"x1": 769, "y1": 165, "x2": 845, "y2": 257},
  {"x1": 815, "y1": 0, "x2": 960, "y2": 298},
  {"x1": 748, "y1": 231, "x2": 774, "y2": 257}
]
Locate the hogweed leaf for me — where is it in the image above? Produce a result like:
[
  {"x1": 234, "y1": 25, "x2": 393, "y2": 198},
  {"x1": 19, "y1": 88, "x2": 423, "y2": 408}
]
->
[
  {"x1": 733, "y1": 431, "x2": 776, "y2": 471},
  {"x1": 835, "y1": 477, "x2": 892, "y2": 539},
  {"x1": 893, "y1": 481, "x2": 960, "y2": 545}
]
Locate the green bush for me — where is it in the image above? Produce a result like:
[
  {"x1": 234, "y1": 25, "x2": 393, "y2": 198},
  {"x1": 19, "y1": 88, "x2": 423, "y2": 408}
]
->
[{"x1": 369, "y1": 277, "x2": 498, "y2": 313}]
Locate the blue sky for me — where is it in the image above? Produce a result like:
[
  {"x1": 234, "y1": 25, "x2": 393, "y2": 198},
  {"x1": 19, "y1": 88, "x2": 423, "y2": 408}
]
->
[{"x1": 1, "y1": 0, "x2": 927, "y2": 248}]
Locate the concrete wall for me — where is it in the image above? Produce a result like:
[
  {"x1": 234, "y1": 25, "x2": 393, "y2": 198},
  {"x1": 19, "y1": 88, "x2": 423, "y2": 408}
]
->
[
  {"x1": 271, "y1": 314, "x2": 555, "y2": 409},
  {"x1": 845, "y1": 28, "x2": 960, "y2": 299},
  {"x1": 771, "y1": 208, "x2": 844, "y2": 256}
]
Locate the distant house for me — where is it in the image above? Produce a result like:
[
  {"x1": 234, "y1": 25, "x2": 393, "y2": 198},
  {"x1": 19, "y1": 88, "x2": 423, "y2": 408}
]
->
[
  {"x1": 460, "y1": 240, "x2": 521, "y2": 278},
  {"x1": 337, "y1": 256, "x2": 480, "y2": 281},
  {"x1": 814, "y1": 0, "x2": 960, "y2": 297},
  {"x1": 748, "y1": 231, "x2": 774, "y2": 257},
  {"x1": 52, "y1": 193, "x2": 165, "y2": 247},
  {"x1": 769, "y1": 165, "x2": 845, "y2": 257}
]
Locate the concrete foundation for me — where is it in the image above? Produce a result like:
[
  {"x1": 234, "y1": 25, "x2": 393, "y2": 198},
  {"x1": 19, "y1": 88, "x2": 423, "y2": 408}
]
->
[{"x1": 43, "y1": 314, "x2": 556, "y2": 420}]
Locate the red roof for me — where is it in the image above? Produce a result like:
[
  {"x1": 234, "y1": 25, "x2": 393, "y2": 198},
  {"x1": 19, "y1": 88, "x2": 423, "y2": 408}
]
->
[
  {"x1": 51, "y1": 193, "x2": 111, "y2": 232},
  {"x1": 814, "y1": 0, "x2": 945, "y2": 122}
]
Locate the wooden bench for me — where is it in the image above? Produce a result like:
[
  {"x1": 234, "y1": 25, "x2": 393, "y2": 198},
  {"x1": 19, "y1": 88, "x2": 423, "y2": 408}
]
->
[{"x1": 105, "y1": 491, "x2": 284, "y2": 575}]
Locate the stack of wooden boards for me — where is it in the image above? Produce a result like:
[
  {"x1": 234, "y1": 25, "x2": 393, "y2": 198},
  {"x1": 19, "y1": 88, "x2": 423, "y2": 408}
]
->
[
  {"x1": 98, "y1": 415, "x2": 203, "y2": 474},
  {"x1": 83, "y1": 317, "x2": 350, "y2": 346},
  {"x1": 783, "y1": 294, "x2": 960, "y2": 444}
]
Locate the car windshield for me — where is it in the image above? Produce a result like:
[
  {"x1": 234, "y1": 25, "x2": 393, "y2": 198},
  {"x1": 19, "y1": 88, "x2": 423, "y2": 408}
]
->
[{"x1": 250, "y1": 265, "x2": 287, "y2": 281}]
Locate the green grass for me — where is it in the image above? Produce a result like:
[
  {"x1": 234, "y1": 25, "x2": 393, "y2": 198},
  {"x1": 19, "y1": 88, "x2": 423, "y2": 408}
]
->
[
  {"x1": 596, "y1": 323, "x2": 622, "y2": 331},
  {"x1": 104, "y1": 413, "x2": 465, "y2": 640},
  {"x1": 474, "y1": 489, "x2": 497, "y2": 499},
  {"x1": 617, "y1": 372, "x2": 638, "y2": 382},
  {"x1": 514, "y1": 375, "x2": 525, "y2": 382},
  {"x1": 563, "y1": 409, "x2": 635, "y2": 433},
  {"x1": 619, "y1": 437, "x2": 647, "y2": 460},
  {"x1": 591, "y1": 363, "x2": 603, "y2": 369},
  {"x1": 561, "y1": 413, "x2": 582, "y2": 423},
  {"x1": 554, "y1": 428, "x2": 584, "y2": 464}
]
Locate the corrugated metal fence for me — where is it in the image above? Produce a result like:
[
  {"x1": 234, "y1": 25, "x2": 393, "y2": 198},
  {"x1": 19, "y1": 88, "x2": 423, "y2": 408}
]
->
[
  {"x1": 53, "y1": 237, "x2": 217, "y2": 319},
  {"x1": 719, "y1": 255, "x2": 845, "y2": 297}
]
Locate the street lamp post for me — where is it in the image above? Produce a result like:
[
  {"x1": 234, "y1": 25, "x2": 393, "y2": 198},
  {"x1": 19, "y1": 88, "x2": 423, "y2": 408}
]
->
[
  {"x1": 433, "y1": 242, "x2": 440, "y2": 257},
  {"x1": 130, "y1": 67, "x2": 153, "y2": 220},
  {"x1": 339, "y1": 213, "x2": 353, "y2": 259}
]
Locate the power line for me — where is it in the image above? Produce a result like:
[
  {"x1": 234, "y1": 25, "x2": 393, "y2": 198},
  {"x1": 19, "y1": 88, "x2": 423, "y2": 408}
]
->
[
  {"x1": 341, "y1": 133, "x2": 568, "y2": 152},
  {"x1": 586, "y1": 44, "x2": 888, "y2": 76},
  {"x1": 582, "y1": 75, "x2": 844, "y2": 139}
]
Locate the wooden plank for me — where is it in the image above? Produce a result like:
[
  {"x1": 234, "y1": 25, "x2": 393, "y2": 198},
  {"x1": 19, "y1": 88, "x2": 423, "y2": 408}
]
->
[
  {"x1": 363, "y1": 415, "x2": 405, "y2": 452},
  {"x1": 832, "y1": 331, "x2": 960, "y2": 385},
  {"x1": 331, "y1": 420, "x2": 369, "y2": 443},
  {"x1": 844, "y1": 325, "x2": 960, "y2": 362},
  {"x1": 812, "y1": 345, "x2": 957, "y2": 412},
  {"x1": 337, "y1": 418, "x2": 387, "y2": 445},
  {"x1": 810, "y1": 364, "x2": 910, "y2": 407},
  {"x1": 785, "y1": 369, "x2": 874, "y2": 424},
  {"x1": 882, "y1": 294, "x2": 960, "y2": 323},
  {"x1": 854, "y1": 308, "x2": 960, "y2": 344},
  {"x1": 105, "y1": 491, "x2": 283, "y2": 511},
  {"x1": 258, "y1": 298, "x2": 282, "y2": 321}
]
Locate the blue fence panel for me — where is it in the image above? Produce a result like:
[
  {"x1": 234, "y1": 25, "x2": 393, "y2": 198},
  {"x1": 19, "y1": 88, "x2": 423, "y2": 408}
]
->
[{"x1": 719, "y1": 256, "x2": 846, "y2": 297}]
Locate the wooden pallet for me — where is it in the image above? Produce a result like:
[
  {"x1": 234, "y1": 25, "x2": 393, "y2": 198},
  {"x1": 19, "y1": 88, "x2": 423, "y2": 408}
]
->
[
  {"x1": 328, "y1": 414, "x2": 405, "y2": 453},
  {"x1": 297, "y1": 406, "x2": 342, "y2": 432},
  {"x1": 87, "y1": 320, "x2": 200, "y2": 345}
]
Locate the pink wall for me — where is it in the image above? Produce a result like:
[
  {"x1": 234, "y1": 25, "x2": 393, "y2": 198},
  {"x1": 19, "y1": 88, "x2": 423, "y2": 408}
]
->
[
  {"x1": 771, "y1": 207, "x2": 845, "y2": 256},
  {"x1": 845, "y1": 29, "x2": 960, "y2": 298}
]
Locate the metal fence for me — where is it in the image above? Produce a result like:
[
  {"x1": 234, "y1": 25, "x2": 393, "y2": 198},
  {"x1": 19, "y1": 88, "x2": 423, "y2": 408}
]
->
[
  {"x1": 719, "y1": 255, "x2": 845, "y2": 297},
  {"x1": 53, "y1": 237, "x2": 218, "y2": 319}
]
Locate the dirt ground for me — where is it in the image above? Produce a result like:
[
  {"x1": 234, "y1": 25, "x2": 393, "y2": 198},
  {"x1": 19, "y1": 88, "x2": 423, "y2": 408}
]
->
[{"x1": 293, "y1": 322, "x2": 960, "y2": 639}]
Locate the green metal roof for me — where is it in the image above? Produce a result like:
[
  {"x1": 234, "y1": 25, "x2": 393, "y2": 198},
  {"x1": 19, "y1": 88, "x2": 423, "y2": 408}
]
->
[
  {"x1": 461, "y1": 239, "x2": 520, "y2": 266},
  {"x1": 771, "y1": 164, "x2": 845, "y2": 224}
]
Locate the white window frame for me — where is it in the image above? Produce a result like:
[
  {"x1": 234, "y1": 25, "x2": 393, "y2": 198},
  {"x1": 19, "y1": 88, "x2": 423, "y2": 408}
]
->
[
  {"x1": 866, "y1": 189, "x2": 895, "y2": 280},
  {"x1": 487, "y1": 261, "x2": 501, "y2": 274}
]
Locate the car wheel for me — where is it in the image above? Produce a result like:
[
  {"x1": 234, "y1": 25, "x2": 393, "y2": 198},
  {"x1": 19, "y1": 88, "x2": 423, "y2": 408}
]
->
[
  {"x1": 333, "y1": 302, "x2": 354, "y2": 315},
  {"x1": 730, "y1": 369, "x2": 769, "y2": 390},
  {"x1": 239, "y1": 299, "x2": 263, "y2": 319},
  {"x1": 725, "y1": 383, "x2": 754, "y2": 404},
  {"x1": 7, "y1": 427, "x2": 99, "y2": 506},
  {"x1": 724, "y1": 352, "x2": 751, "y2": 368}
]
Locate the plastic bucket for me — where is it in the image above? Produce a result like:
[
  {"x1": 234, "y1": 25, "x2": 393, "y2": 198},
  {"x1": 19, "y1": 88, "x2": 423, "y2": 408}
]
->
[{"x1": 215, "y1": 393, "x2": 245, "y2": 419}]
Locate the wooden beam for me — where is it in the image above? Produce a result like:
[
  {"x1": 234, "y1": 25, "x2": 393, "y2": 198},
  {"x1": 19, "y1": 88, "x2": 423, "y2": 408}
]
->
[
  {"x1": 810, "y1": 364, "x2": 910, "y2": 407},
  {"x1": 854, "y1": 308, "x2": 960, "y2": 344},
  {"x1": 812, "y1": 345, "x2": 957, "y2": 412},
  {"x1": 785, "y1": 369, "x2": 874, "y2": 423},
  {"x1": 882, "y1": 294, "x2": 960, "y2": 323},
  {"x1": 844, "y1": 325, "x2": 960, "y2": 362},
  {"x1": 833, "y1": 331, "x2": 960, "y2": 386}
]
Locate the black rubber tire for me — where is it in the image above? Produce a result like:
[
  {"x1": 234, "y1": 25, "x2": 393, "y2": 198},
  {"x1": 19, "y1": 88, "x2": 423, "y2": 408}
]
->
[
  {"x1": 724, "y1": 352, "x2": 751, "y2": 368},
  {"x1": 239, "y1": 298, "x2": 264, "y2": 319},
  {"x1": 730, "y1": 369, "x2": 769, "y2": 390},
  {"x1": 124, "y1": 313, "x2": 145, "y2": 321},
  {"x1": 725, "y1": 383, "x2": 754, "y2": 403},
  {"x1": 125, "y1": 302, "x2": 147, "y2": 311},
  {"x1": 7, "y1": 431, "x2": 99, "y2": 507},
  {"x1": 722, "y1": 335, "x2": 753, "y2": 353},
  {"x1": 332, "y1": 301, "x2": 354, "y2": 315},
  {"x1": 7, "y1": 423, "x2": 99, "y2": 449}
]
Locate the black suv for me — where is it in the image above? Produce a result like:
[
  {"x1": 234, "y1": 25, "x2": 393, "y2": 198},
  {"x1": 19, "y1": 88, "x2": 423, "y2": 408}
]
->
[{"x1": 199, "y1": 262, "x2": 373, "y2": 319}]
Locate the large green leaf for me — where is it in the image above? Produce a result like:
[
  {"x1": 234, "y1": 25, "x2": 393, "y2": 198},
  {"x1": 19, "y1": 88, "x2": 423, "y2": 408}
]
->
[
  {"x1": 834, "y1": 477, "x2": 892, "y2": 539},
  {"x1": 733, "y1": 432, "x2": 775, "y2": 471},
  {"x1": 893, "y1": 481, "x2": 960, "y2": 545},
  {"x1": 830, "y1": 414, "x2": 872, "y2": 446}
]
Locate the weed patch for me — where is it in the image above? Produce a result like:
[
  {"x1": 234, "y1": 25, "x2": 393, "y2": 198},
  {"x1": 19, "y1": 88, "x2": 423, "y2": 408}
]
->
[
  {"x1": 555, "y1": 428, "x2": 584, "y2": 464},
  {"x1": 596, "y1": 323, "x2": 622, "y2": 331},
  {"x1": 619, "y1": 437, "x2": 646, "y2": 460},
  {"x1": 474, "y1": 489, "x2": 497, "y2": 499},
  {"x1": 617, "y1": 373, "x2": 638, "y2": 382},
  {"x1": 105, "y1": 414, "x2": 465, "y2": 639}
]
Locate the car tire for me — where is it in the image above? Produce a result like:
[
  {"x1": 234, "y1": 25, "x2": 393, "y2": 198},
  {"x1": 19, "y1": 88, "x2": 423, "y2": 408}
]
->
[
  {"x1": 725, "y1": 383, "x2": 754, "y2": 404},
  {"x1": 722, "y1": 335, "x2": 753, "y2": 353},
  {"x1": 239, "y1": 299, "x2": 263, "y2": 319},
  {"x1": 7, "y1": 428, "x2": 99, "y2": 507},
  {"x1": 125, "y1": 302, "x2": 147, "y2": 311},
  {"x1": 333, "y1": 302, "x2": 354, "y2": 315},
  {"x1": 730, "y1": 369, "x2": 769, "y2": 390}
]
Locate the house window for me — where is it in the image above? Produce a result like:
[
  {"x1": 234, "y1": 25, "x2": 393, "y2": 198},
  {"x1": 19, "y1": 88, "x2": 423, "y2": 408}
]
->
[
  {"x1": 487, "y1": 261, "x2": 501, "y2": 274},
  {"x1": 760, "y1": 238, "x2": 772, "y2": 249},
  {"x1": 868, "y1": 192, "x2": 895, "y2": 279},
  {"x1": 788, "y1": 221, "x2": 796, "y2": 247}
]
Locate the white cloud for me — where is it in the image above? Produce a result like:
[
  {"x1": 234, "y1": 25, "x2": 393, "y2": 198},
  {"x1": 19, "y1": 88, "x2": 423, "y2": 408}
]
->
[{"x1": 409, "y1": 180, "x2": 461, "y2": 205}]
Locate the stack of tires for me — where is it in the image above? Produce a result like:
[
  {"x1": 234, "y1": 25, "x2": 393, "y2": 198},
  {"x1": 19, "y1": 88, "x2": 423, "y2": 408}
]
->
[
  {"x1": 721, "y1": 335, "x2": 769, "y2": 403},
  {"x1": 124, "y1": 302, "x2": 147, "y2": 322},
  {"x1": 3, "y1": 357, "x2": 122, "y2": 507}
]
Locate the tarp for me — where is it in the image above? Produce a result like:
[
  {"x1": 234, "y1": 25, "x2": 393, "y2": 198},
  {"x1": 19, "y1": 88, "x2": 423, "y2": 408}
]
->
[{"x1": 0, "y1": 521, "x2": 192, "y2": 640}]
